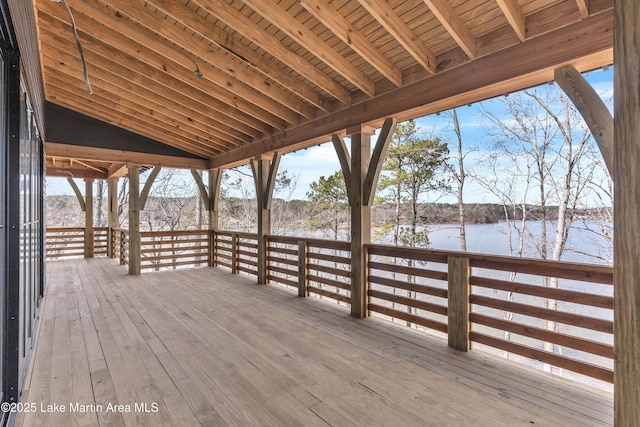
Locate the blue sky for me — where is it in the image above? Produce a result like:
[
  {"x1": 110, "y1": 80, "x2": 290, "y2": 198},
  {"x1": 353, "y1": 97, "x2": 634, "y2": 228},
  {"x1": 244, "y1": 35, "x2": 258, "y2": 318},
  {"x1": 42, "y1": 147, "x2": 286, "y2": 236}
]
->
[
  {"x1": 47, "y1": 67, "x2": 613, "y2": 206},
  {"x1": 272, "y1": 67, "x2": 613, "y2": 203}
]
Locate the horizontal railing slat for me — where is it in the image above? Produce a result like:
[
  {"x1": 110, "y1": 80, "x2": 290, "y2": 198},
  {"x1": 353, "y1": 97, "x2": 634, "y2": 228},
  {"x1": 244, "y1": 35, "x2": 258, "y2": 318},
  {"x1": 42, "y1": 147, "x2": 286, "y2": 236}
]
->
[
  {"x1": 307, "y1": 274, "x2": 351, "y2": 291},
  {"x1": 469, "y1": 332, "x2": 613, "y2": 383},
  {"x1": 469, "y1": 294, "x2": 613, "y2": 334},
  {"x1": 368, "y1": 261, "x2": 448, "y2": 281},
  {"x1": 470, "y1": 276, "x2": 613, "y2": 309},
  {"x1": 368, "y1": 289, "x2": 448, "y2": 316},
  {"x1": 368, "y1": 275, "x2": 448, "y2": 299},
  {"x1": 368, "y1": 304, "x2": 448, "y2": 333},
  {"x1": 470, "y1": 313, "x2": 613, "y2": 358},
  {"x1": 308, "y1": 287, "x2": 350, "y2": 304}
]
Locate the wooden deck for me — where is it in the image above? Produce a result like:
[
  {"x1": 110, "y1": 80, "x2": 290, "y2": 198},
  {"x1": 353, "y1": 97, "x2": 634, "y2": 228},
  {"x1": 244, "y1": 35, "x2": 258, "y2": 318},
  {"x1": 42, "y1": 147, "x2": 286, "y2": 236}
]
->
[{"x1": 18, "y1": 259, "x2": 613, "y2": 426}]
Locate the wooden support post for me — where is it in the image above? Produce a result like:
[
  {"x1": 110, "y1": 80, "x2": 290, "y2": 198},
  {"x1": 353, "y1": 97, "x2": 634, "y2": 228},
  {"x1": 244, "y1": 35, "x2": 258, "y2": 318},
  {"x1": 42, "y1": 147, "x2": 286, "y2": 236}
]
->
[
  {"x1": 84, "y1": 179, "x2": 94, "y2": 258},
  {"x1": 447, "y1": 256, "x2": 471, "y2": 351},
  {"x1": 209, "y1": 169, "x2": 222, "y2": 266},
  {"x1": 334, "y1": 118, "x2": 397, "y2": 318},
  {"x1": 231, "y1": 233, "x2": 238, "y2": 274},
  {"x1": 191, "y1": 168, "x2": 223, "y2": 266},
  {"x1": 349, "y1": 127, "x2": 372, "y2": 318},
  {"x1": 613, "y1": 0, "x2": 640, "y2": 423},
  {"x1": 107, "y1": 178, "x2": 118, "y2": 258},
  {"x1": 298, "y1": 240, "x2": 308, "y2": 297},
  {"x1": 251, "y1": 153, "x2": 281, "y2": 284},
  {"x1": 128, "y1": 166, "x2": 141, "y2": 275}
]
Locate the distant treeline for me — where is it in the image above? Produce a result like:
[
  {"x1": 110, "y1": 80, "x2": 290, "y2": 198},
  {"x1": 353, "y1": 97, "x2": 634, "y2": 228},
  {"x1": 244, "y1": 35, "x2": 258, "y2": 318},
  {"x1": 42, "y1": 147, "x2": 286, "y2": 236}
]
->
[
  {"x1": 405, "y1": 203, "x2": 612, "y2": 225},
  {"x1": 45, "y1": 194, "x2": 611, "y2": 229}
]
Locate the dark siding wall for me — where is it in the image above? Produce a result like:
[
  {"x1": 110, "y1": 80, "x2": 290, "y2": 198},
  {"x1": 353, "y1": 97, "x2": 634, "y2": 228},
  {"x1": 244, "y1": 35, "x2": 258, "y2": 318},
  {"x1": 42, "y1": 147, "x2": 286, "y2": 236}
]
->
[{"x1": 6, "y1": 0, "x2": 44, "y2": 138}]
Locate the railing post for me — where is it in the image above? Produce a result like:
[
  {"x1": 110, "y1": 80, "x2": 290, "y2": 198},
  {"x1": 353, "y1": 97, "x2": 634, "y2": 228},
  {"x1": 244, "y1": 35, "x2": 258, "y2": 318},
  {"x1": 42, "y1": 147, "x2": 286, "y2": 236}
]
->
[
  {"x1": 231, "y1": 233, "x2": 238, "y2": 274},
  {"x1": 84, "y1": 178, "x2": 94, "y2": 258},
  {"x1": 209, "y1": 230, "x2": 216, "y2": 267},
  {"x1": 119, "y1": 230, "x2": 125, "y2": 265},
  {"x1": 298, "y1": 240, "x2": 308, "y2": 297},
  {"x1": 448, "y1": 256, "x2": 471, "y2": 351},
  {"x1": 107, "y1": 178, "x2": 118, "y2": 258}
]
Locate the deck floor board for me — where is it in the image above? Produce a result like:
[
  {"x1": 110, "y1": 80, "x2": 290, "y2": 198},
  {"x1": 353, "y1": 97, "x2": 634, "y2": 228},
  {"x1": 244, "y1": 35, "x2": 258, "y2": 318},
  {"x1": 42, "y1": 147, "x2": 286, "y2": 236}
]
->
[{"x1": 18, "y1": 259, "x2": 613, "y2": 426}]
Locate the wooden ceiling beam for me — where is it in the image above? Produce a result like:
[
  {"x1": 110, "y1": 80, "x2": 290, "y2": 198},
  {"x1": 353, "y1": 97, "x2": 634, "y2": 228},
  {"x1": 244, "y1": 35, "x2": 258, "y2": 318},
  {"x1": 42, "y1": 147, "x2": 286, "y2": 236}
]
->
[
  {"x1": 300, "y1": 0, "x2": 402, "y2": 87},
  {"x1": 183, "y1": 0, "x2": 352, "y2": 105},
  {"x1": 43, "y1": 69, "x2": 221, "y2": 159},
  {"x1": 44, "y1": 70, "x2": 229, "y2": 155},
  {"x1": 61, "y1": 0, "x2": 316, "y2": 121},
  {"x1": 45, "y1": 82, "x2": 220, "y2": 159},
  {"x1": 46, "y1": 166, "x2": 108, "y2": 180},
  {"x1": 37, "y1": 24, "x2": 270, "y2": 138},
  {"x1": 210, "y1": 12, "x2": 612, "y2": 168},
  {"x1": 42, "y1": 53, "x2": 244, "y2": 150},
  {"x1": 46, "y1": 143, "x2": 210, "y2": 170},
  {"x1": 495, "y1": 0, "x2": 527, "y2": 42},
  {"x1": 36, "y1": 13, "x2": 283, "y2": 134},
  {"x1": 44, "y1": 87, "x2": 221, "y2": 160},
  {"x1": 242, "y1": 0, "x2": 375, "y2": 97},
  {"x1": 422, "y1": 0, "x2": 476, "y2": 59},
  {"x1": 357, "y1": 0, "x2": 437, "y2": 75},
  {"x1": 94, "y1": 0, "x2": 331, "y2": 113},
  {"x1": 36, "y1": 0, "x2": 302, "y2": 126}
]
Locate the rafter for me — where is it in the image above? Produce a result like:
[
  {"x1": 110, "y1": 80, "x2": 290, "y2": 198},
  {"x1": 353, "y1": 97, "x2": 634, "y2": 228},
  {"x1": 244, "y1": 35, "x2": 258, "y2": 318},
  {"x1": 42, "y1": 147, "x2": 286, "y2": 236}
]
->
[
  {"x1": 300, "y1": 0, "x2": 402, "y2": 87},
  {"x1": 182, "y1": 0, "x2": 351, "y2": 105},
  {"x1": 242, "y1": 0, "x2": 374, "y2": 97},
  {"x1": 357, "y1": 0, "x2": 437, "y2": 74},
  {"x1": 422, "y1": 0, "x2": 476, "y2": 59},
  {"x1": 42, "y1": 51, "x2": 244, "y2": 150},
  {"x1": 36, "y1": 9, "x2": 286, "y2": 131},
  {"x1": 575, "y1": 0, "x2": 589, "y2": 18},
  {"x1": 117, "y1": 0, "x2": 332, "y2": 112},
  {"x1": 42, "y1": 52, "x2": 251, "y2": 146},
  {"x1": 495, "y1": 0, "x2": 526, "y2": 42},
  {"x1": 55, "y1": 0, "x2": 315, "y2": 121},
  {"x1": 37, "y1": 25, "x2": 271, "y2": 138},
  {"x1": 43, "y1": 68, "x2": 224, "y2": 158},
  {"x1": 210, "y1": 13, "x2": 612, "y2": 168}
]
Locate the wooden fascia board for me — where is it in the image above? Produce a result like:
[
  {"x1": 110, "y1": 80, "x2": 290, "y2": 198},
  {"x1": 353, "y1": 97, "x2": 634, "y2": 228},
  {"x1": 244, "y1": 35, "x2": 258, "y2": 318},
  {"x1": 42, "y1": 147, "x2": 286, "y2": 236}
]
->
[
  {"x1": 47, "y1": 143, "x2": 210, "y2": 170},
  {"x1": 46, "y1": 167, "x2": 107, "y2": 179},
  {"x1": 210, "y1": 12, "x2": 612, "y2": 169}
]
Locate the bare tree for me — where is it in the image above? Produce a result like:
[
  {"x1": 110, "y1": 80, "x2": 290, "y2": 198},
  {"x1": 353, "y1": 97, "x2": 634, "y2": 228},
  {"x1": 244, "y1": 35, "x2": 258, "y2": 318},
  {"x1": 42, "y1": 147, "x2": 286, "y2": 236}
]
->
[{"x1": 482, "y1": 87, "x2": 602, "y2": 372}]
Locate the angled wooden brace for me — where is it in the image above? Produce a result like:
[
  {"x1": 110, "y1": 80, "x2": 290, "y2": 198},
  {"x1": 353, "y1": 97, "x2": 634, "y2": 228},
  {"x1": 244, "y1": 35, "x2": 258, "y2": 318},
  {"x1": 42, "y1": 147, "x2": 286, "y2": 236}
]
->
[
  {"x1": 332, "y1": 134, "x2": 352, "y2": 201},
  {"x1": 139, "y1": 166, "x2": 161, "y2": 210},
  {"x1": 67, "y1": 177, "x2": 86, "y2": 212},
  {"x1": 364, "y1": 117, "x2": 397, "y2": 206},
  {"x1": 555, "y1": 65, "x2": 613, "y2": 175},
  {"x1": 191, "y1": 169, "x2": 210, "y2": 208}
]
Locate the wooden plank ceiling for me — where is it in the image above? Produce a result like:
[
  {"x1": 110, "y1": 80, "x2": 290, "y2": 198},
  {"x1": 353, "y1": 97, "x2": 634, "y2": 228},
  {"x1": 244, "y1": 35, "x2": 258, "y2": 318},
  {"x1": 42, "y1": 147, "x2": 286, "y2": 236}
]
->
[{"x1": 35, "y1": 0, "x2": 613, "y2": 178}]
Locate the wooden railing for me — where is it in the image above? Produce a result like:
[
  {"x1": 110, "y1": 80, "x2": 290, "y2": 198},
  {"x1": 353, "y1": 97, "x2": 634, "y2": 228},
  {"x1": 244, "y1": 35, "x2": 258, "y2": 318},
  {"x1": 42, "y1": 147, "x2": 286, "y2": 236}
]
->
[
  {"x1": 46, "y1": 227, "x2": 109, "y2": 259},
  {"x1": 213, "y1": 231, "x2": 259, "y2": 277},
  {"x1": 266, "y1": 235, "x2": 351, "y2": 304},
  {"x1": 49, "y1": 227, "x2": 614, "y2": 385},
  {"x1": 366, "y1": 244, "x2": 614, "y2": 385},
  {"x1": 113, "y1": 228, "x2": 128, "y2": 265},
  {"x1": 367, "y1": 245, "x2": 449, "y2": 334},
  {"x1": 94, "y1": 227, "x2": 108, "y2": 257},
  {"x1": 140, "y1": 230, "x2": 209, "y2": 271}
]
